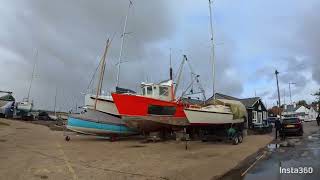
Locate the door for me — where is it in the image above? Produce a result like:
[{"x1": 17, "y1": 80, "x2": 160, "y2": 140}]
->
[{"x1": 258, "y1": 112, "x2": 262, "y2": 124}]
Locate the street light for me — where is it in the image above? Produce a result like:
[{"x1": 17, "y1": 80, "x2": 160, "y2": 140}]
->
[{"x1": 289, "y1": 82, "x2": 296, "y2": 105}]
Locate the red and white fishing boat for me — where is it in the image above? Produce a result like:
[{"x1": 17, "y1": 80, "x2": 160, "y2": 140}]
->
[{"x1": 112, "y1": 80, "x2": 189, "y2": 132}]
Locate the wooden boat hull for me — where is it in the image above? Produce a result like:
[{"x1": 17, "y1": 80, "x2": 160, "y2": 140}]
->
[{"x1": 122, "y1": 115, "x2": 189, "y2": 132}]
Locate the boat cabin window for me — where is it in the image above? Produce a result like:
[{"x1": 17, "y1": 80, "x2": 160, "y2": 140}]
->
[
  {"x1": 159, "y1": 86, "x2": 169, "y2": 96},
  {"x1": 142, "y1": 88, "x2": 146, "y2": 95},
  {"x1": 147, "y1": 86, "x2": 153, "y2": 95},
  {"x1": 148, "y1": 105, "x2": 176, "y2": 116},
  {"x1": 142, "y1": 86, "x2": 153, "y2": 96}
]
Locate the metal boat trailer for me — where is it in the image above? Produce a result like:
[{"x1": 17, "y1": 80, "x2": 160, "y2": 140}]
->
[{"x1": 188, "y1": 123, "x2": 245, "y2": 145}]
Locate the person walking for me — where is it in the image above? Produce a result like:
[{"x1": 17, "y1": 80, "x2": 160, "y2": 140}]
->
[
  {"x1": 316, "y1": 114, "x2": 320, "y2": 126},
  {"x1": 275, "y1": 118, "x2": 282, "y2": 140}
]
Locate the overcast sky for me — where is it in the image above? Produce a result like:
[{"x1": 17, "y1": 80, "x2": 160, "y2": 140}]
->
[{"x1": 0, "y1": 0, "x2": 319, "y2": 111}]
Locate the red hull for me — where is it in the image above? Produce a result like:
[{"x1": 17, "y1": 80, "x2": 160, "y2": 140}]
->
[{"x1": 111, "y1": 93, "x2": 189, "y2": 132}]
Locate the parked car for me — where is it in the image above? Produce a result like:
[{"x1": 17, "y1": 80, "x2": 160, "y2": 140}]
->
[
  {"x1": 37, "y1": 111, "x2": 49, "y2": 121},
  {"x1": 303, "y1": 118, "x2": 314, "y2": 122},
  {"x1": 280, "y1": 117, "x2": 303, "y2": 136}
]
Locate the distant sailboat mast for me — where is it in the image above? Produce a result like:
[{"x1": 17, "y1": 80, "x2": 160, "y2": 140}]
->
[
  {"x1": 116, "y1": 0, "x2": 133, "y2": 88},
  {"x1": 208, "y1": 0, "x2": 216, "y2": 100},
  {"x1": 27, "y1": 49, "x2": 38, "y2": 102}
]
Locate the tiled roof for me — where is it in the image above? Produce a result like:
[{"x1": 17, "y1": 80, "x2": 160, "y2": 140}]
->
[{"x1": 239, "y1": 97, "x2": 260, "y2": 108}]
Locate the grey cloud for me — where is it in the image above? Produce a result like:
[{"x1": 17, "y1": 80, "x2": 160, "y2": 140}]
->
[{"x1": 0, "y1": 0, "x2": 179, "y2": 111}]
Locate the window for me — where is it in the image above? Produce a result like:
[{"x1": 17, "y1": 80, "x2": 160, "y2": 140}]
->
[
  {"x1": 147, "y1": 86, "x2": 153, "y2": 95},
  {"x1": 148, "y1": 105, "x2": 176, "y2": 115},
  {"x1": 142, "y1": 88, "x2": 146, "y2": 95},
  {"x1": 253, "y1": 111, "x2": 257, "y2": 123},
  {"x1": 263, "y1": 111, "x2": 267, "y2": 120},
  {"x1": 159, "y1": 86, "x2": 169, "y2": 96}
]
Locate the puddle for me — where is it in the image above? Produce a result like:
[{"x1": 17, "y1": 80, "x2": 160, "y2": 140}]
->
[
  {"x1": 267, "y1": 144, "x2": 280, "y2": 151},
  {"x1": 308, "y1": 134, "x2": 320, "y2": 140}
]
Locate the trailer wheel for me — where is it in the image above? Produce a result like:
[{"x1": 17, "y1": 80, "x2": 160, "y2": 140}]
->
[
  {"x1": 65, "y1": 136, "x2": 70, "y2": 141},
  {"x1": 232, "y1": 136, "x2": 239, "y2": 145},
  {"x1": 238, "y1": 134, "x2": 243, "y2": 143}
]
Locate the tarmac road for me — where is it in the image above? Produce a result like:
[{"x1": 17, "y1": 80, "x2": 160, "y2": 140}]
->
[
  {"x1": 245, "y1": 131, "x2": 320, "y2": 180},
  {"x1": 223, "y1": 121, "x2": 320, "y2": 180}
]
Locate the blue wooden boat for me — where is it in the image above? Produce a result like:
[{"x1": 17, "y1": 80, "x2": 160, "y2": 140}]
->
[{"x1": 66, "y1": 109, "x2": 138, "y2": 139}]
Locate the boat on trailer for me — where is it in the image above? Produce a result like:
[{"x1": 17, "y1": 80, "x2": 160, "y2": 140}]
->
[
  {"x1": 184, "y1": 99, "x2": 247, "y2": 126},
  {"x1": 112, "y1": 54, "x2": 206, "y2": 133},
  {"x1": 184, "y1": 0, "x2": 247, "y2": 127},
  {"x1": 112, "y1": 80, "x2": 189, "y2": 133}
]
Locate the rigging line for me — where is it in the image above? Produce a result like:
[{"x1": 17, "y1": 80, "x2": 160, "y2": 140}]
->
[
  {"x1": 86, "y1": 61, "x2": 101, "y2": 92},
  {"x1": 86, "y1": 31, "x2": 116, "y2": 93}
]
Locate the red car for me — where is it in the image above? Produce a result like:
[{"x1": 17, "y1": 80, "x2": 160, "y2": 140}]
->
[{"x1": 280, "y1": 117, "x2": 304, "y2": 136}]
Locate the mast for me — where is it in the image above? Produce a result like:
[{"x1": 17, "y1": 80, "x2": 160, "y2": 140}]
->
[
  {"x1": 169, "y1": 48, "x2": 173, "y2": 80},
  {"x1": 27, "y1": 49, "x2": 38, "y2": 102},
  {"x1": 54, "y1": 87, "x2": 57, "y2": 116},
  {"x1": 208, "y1": 0, "x2": 216, "y2": 99},
  {"x1": 116, "y1": 0, "x2": 133, "y2": 88},
  {"x1": 169, "y1": 48, "x2": 174, "y2": 101},
  {"x1": 94, "y1": 39, "x2": 111, "y2": 110},
  {"x1": 275, "y1": 70, "x2": 281, "y2": 119}
]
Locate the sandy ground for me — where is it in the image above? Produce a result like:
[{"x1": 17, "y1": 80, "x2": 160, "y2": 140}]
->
[{"x1": 0, "y1": 118, "x2": 274, "y2": 180}]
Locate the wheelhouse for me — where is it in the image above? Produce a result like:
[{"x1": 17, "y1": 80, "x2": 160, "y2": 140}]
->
[{"x1": 141, "y1": 80, "x2": 174, "y2": 101}]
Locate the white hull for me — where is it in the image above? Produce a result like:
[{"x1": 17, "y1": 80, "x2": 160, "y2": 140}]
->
[
  {"x1": 17, "y1": 102, "x2": 33, "y2": 112},
  {"x1": 85, "y1": 94, "x2": 119, "y2": 116},
  {"x1": 184, "y1": 105, "x2": 244, "y2": 125}
]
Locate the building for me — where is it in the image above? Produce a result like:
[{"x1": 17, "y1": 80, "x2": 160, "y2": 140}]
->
[
  {"x1": 212, "y1": 93, "x2": 268, "y2": 129},
  {"x1": 283, "y1": 103, "x2": 319, "y2": 121}
]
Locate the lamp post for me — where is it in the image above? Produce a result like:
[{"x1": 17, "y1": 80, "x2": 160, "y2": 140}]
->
[{"x1": 275, "y1": 70, "x2": 281, "y2": 119}]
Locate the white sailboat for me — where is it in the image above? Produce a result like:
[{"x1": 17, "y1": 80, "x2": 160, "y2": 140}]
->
[
  {"x1": 66, "y1": 39, "x2": 137, "y2": 139},
  {"x1": 184, "y1": 0, "x2": 246, "y2": 125},
  {"x1": 17, "y1": 50, "x2": 37, "y2": 116},
  {"x1": 84, "y1": 1, "x2": 134, "y2": 116},
  {"x1": 84, "y1": 94, "x2": 119, "y2": 116}
]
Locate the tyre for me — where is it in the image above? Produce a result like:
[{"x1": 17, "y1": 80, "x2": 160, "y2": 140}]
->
[
  {"x1": 233, "y1": 136, "x2": 239, "y2": 145},
  {"x1": 238, "y1": 134, "x2": 243, "y2": 143}
]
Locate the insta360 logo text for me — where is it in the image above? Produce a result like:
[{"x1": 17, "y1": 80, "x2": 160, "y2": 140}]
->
[{"x1": 280, "y1": 167, "x2": 313, "y2": 174}]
